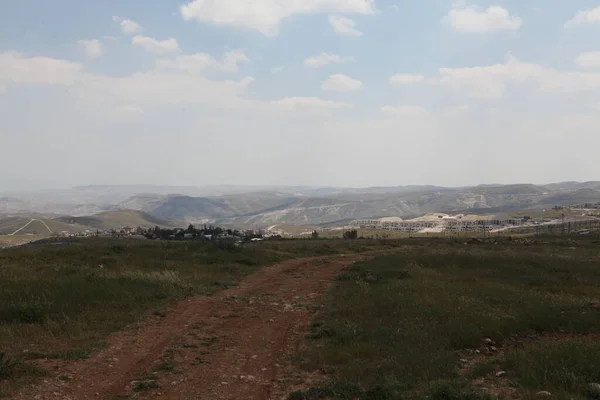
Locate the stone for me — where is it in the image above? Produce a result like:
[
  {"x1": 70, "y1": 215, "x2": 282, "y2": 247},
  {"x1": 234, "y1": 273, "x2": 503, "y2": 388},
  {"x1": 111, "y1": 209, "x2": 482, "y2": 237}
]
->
[
  {"x1": 483, "y1": 338, "x2": 494, "y2": 345},
  {"x1": 490, "y1": 346, "x2": 498, "y2": 352},
  {"x1": 459, "y1": 358, "x2": 469, "y2": 363},
  {"x1": 588, "y1": 383, "x2": 600, "y2": 393},
  {"x1": 537, "y1": 391, "x2": 552, "y2": 397},
  {"x1": 495, "y1": 371, "x2": 507, "y2": 377},
  {"x1": 251, "y1": 355, "x2": 258, "y2": 360}
]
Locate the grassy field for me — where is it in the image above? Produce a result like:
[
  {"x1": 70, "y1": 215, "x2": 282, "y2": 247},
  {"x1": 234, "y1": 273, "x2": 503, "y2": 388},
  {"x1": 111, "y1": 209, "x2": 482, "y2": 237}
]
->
[
  {"x1": 292, "y1": 235, "x2": 600, "y2": 400},
  {"x1": 0, "y1": 235, "x2": 45, "y2": 249},
  {"x1": 0, "y1": 237, "x2": 401, "y2": 396}
]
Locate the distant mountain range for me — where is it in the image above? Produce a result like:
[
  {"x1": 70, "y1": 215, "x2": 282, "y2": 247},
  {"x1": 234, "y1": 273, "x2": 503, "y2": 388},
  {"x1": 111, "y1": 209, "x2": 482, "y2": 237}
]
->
[{"x1": 1, "y1": 182, "x2": 599, "y2": 229}]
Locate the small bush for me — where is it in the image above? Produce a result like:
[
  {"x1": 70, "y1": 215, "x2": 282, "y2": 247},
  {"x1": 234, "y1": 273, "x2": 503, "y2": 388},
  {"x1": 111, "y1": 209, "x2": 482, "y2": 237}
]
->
[
  {"x1": 467, "y1": 361, "x2": 496, "y2": 379},
  {"x1": 0, "y1": 351, "x2": 46, "y2": 381},
  {"x1": 288, "y1": 383, "x2": 399, "y2": 400},
  {"x1": 427, "y1": 382, "x2": 492, "y2": 400},
  {"x1": 0, "y1": 352, "x2": 16, "y2": 379},
  {"x1": 133, "y1": 380, "x2": 160, "y2": 392},
  {"x1": 288, "y1": 387, "x2": 333, "y2": 400},
  {"x1": 157, "y1": 362, "x2": 174, "y2": 372},
  {"x1": 0, "y1": 298, "x2": 51, "y2": 324}
]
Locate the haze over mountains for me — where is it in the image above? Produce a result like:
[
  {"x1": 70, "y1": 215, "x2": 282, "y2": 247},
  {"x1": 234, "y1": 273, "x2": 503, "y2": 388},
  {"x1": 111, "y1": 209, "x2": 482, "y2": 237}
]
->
[{"x1": 1, "y1": 182, "x2": 599, "y2": 229}]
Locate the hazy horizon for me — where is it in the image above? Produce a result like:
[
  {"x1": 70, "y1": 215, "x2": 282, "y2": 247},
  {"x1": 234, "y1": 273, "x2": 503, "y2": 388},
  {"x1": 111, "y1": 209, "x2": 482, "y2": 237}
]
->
[
  {"x1": 2, "y1": 1, "x2": 600, "y2": 191},
  {"x1": 1, "y1": 180, "x2": 598, "y2": 195}
]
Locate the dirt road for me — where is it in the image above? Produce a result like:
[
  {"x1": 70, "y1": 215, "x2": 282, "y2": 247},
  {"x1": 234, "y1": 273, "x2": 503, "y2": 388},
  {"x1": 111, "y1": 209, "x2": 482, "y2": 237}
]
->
[{"x1": 15, "y1": 252, "x2": 387, "y2": 400}]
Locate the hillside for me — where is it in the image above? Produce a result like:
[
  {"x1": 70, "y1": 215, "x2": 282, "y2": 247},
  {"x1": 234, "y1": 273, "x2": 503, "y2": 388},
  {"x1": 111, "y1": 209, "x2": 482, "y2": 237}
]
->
[
  {"x1": 0, "y1": 217, "x2": 89, "y2": 235},
  {"x1": 108, "y1": 184, "x2": 600, "y2": 227},
  {"x1": 541, "y1": 189, "x2": 600, "y2": 206},
  {"x1": 55, "y1": 210, "x2": 183, "y2": 230},
  {"x1": 2, "y1": 182, "x2": 600, "y2": 228}
]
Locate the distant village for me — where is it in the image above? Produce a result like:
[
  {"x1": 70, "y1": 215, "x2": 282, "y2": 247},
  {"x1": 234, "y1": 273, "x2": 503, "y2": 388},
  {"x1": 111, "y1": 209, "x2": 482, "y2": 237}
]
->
[
  {"x1": 351, "y1": 211, "x2": 600, "y2": 234},
  {"x1": 54, "y1": 224, "x2": 280, "y2": 242}
]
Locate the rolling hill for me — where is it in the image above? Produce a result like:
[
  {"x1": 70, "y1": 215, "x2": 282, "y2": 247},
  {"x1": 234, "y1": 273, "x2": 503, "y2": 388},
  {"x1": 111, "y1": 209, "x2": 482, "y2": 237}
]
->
[
  {"x1": 121, "y1": 183, "x2": 600, "y2": 227},
  {"x1": 0, "y1": 211, "x2": 183, "y2": 237},
  {"x1": 2, "y1": 182, "x2": 600, "y2": 229},
  {"x1": 54, "y1": 210, "x2": 183, "y2": 230},
  {"x1": 0, "y1": 217, "x2": 88, "y2": 235}
]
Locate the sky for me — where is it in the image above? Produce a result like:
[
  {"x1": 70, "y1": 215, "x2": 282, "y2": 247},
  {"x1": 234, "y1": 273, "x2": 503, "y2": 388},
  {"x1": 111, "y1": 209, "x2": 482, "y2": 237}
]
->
[{"x1": 2, "y1": 0, "x2": 600, "y2": 191}]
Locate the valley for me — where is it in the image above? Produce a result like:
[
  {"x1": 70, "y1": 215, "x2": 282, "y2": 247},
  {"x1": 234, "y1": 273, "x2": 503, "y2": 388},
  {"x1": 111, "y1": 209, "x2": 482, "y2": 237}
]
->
[{"x1": 1, "y1": 183, "x2": 600, "y2": 236}]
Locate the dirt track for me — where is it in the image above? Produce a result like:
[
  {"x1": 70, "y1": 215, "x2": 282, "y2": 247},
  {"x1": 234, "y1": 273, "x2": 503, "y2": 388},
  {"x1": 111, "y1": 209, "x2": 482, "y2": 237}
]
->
[{"x1": 15, "y1": 253, "x2": 387, "y2": 400}]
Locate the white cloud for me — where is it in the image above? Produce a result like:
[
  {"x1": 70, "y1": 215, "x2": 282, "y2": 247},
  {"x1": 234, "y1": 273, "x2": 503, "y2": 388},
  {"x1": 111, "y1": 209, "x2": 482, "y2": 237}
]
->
[
  {"x1": 437, "y1": 55, "x2": 600, "y2": 98},
  {"x1": 180, "y1": 0, "x2": 375, "y2": 36},
  {"x1": 272, "y1": 97, "x2": 352, "y2": 110},
  {"x1": 381, "y1": 105, "x2": 430, "y2": 117},
  {"x1": 329, "y1": 16, "x2": 363, "y2": 36},
  {"x1": 321, "y1": 74, "x2": 363, "y2": 92},
  {"x1": 585, "y1": 103, "x2": 600, "y2": 111},
  {"x1": 565, "y1": 7, "x2": 600, "y2": 27},
  {"x1": 132, "y1": 36, "x2": 180, "y2": 55},
  {"x1": 390, "y1": 74, "x2": 425, "y2": 85},
  {"x1": 77, "y1": 39, "x2": 104, "y2": 59},
  {"x1": 112, "y1": 16, "x2": 142, "y2": 35},
  {"x1": 115, "y1": 104, "x2": 144, "y2": 116},
  {"x1": 271, "y1": 65, "x2": 284, "y2": 74},
  {"x1": 0, "y1": 51, "x2": 256, "y2": 112},
  {"x1": 156, "y1": 50, "x2": 249, "y2": 72},
  {"x1": 442, "y1": 105, "x2": 470, "y2": 117},
  {"x1": 305, "y1": 52, "x2": 353, "y2": 67},
  {"x1": 0, "y1": 52, "x2": 82, "y2": 86},
  {"x1": 442, "y1": 5, "x2": 522, "y2": 33},
  {"x1": 575, "y1": 51, "x2": 600, "y2": 69}
]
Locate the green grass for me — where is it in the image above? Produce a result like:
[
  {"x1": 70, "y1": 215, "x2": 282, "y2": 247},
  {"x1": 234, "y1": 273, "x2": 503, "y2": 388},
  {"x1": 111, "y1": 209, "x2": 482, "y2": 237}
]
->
[
  {"x1": 0, "y1": 237, "x2": 403, "y2": 395},
  {"x1": 157, "y1": 362, "x2": 174, "y2": 372},
  {"x1": 467, "y1": 361, "x2": 496, "y2": 380},
  {"x1": 293, "y1": 237, "x2": 600, "y2": 399},
  {"x1": 133, "y1": 380, "x2": 160, "y2": 392},
  {"x1": 503, "y1": 340, "x2": 600, "y2": 398}
]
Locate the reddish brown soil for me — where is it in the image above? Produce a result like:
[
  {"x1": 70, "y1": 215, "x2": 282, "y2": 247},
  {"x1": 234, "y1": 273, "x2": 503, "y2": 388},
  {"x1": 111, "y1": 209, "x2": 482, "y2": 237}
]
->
[{"x1": 13, "y1": 252, "x2": 395, "y2": 400}]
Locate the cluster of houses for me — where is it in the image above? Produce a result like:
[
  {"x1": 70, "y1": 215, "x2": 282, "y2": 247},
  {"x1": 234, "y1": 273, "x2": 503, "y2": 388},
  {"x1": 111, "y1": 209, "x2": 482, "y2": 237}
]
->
[
  {"x1": 55, "y1": 226, "x2": 145, "y2": 238},
  {"x1": 54, "y1": 225, "x2": 277, "y2": 241},
  {"x1": 351, "y1": 214, "x2": 529, "y2": 233}
]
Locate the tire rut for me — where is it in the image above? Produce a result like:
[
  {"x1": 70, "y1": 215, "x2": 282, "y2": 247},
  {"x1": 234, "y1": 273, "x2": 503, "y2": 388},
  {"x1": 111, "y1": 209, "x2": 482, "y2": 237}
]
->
[{"x1": 13, "y1": 251, "x2": 397, "y2": 400}]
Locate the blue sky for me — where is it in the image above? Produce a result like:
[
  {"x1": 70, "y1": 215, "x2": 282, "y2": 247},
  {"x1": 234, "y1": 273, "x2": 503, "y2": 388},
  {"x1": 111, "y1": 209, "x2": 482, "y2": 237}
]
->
[{"x1": 2, "y1": 0, "x2": 600, "y2": 190}]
